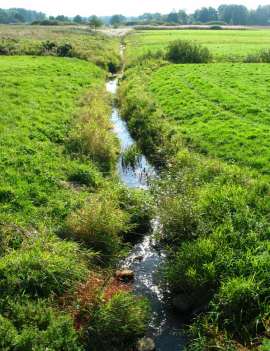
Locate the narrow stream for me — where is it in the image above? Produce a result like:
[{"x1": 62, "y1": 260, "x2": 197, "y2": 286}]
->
[{"x1": 106, "y1": 78, "x2": 186, "y2": 351}]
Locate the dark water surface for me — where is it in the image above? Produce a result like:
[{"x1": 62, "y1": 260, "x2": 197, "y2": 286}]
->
[{"x1": 106, "y1": 78, "x2": 186, "y2": 351}]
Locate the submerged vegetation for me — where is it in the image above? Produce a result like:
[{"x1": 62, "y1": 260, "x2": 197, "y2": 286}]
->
[{"x1": 119, "y1": 34, "x2": 270, "y2": 350}]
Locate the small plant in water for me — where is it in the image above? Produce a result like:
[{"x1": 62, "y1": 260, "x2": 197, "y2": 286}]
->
[{"x1": 122, "y1": 144, "x2": 142, "y2": 170}]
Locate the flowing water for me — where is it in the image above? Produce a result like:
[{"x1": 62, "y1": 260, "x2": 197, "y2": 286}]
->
[{"x1": 106, "y1": 78, "x2": 187, "y2": 351}]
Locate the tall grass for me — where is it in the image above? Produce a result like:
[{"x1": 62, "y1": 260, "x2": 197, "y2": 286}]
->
[
  {"x1": 66, "y1": 191, "x2": 130, "y2": 263},
  {"x1": 68, "y1": 87, "x2": 119, "y2": 173}
]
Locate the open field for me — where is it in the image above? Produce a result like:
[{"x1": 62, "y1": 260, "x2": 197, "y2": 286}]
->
[
  {"x1": 125, "y1": 29, "x2": 270, "y2": 62},
  {"x1": 0, "y1": 25, "x2": 120, "y2": 70},
  {"x1": 149, "y1": 63, "x2": 270, "y2": 174}
]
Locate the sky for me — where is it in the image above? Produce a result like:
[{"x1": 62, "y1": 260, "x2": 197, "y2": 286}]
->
[{"x1": 0, "y1": 0, "x2": 269, "y2": 16}]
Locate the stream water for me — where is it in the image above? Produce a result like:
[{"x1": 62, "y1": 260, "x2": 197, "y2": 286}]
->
[{"x1": 106, "y1": 78, "x2": 186, "y2": 351}]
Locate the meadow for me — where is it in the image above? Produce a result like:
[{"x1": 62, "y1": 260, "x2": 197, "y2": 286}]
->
[
  {"x1": 119, "y1": 31, "x2": 270, "y2": 351},
  {"x1": 125, "y1": 29, "x2": 270, "y2": 63},
  {"x1": 0, "y1": 25, "x2": 120, "y2": 71},
  {"x1": 149, "y1": 63, "x2": 270, "y2": 174}
]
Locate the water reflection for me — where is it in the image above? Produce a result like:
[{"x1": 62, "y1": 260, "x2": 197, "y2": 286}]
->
[{"x1": 106, "y1": 78, "x2": 186, "y2": 351}]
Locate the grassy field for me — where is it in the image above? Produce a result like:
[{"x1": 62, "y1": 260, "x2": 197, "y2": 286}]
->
[
  {"x1": 0, "y1": 55, "x2": 151, "y2": 350},
  {"x1": 126, "y1": 29, "x2": 270, "y2": 62},
  {"x1": 0, "y1": 56, "x2": 105, "y2": 230},
  {"x1": 149, "y1": 63, "x2": 270, "y2": 174},
  {"x1": 119, "y1": 31, "x2": 270, "y2": 350},
  {"x1": 0, "y1": 25, "x2": 120, "y2": 71}
]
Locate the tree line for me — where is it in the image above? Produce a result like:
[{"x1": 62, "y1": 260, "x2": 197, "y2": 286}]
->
[
  {"x1": 132, "y1": 5, "x2": 270, "y2": 26},
  {"x1": 1, "y1": 5, "x2": 270, "y2": 26},
  {"x1": 0, "y1": 8, "x2": 45, "y2": 24}
]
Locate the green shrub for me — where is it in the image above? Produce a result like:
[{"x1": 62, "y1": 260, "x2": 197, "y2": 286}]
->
[
  {"x1": 197, "y1": 183, "x2": 253, "y2": 234},
  {"x1": 122, "y1": 144, "x2": 142, "y2": 170},
  {"x1": 1, "y1": 300, "x2": 83, "y2": 350},
  {"x1": 40, "y1": 40, "x2": 57, "y2": 54},
  {"x1": 57, "y1": 43, "x2": 73, "y2": 57},
  {"x1": 66, "y1": 191, "x2": 130, "y2": 263},
  {"x1": 163, "y1": 238, "x2": 217, "y2": 297},
  {"x1": 0, "y1": 238, "x2": 88, "y2": 298},
  {"x1": 166, "y1": 40, "x2": 212, "y2": 63},
  {"x1": 118, "y1": 188, "x2": 153, "y2": 242},
  {"x1": 0, "y1": 315, "x2": 17, "y2": 350},
  {"x1": 88, "y1": 292, "x2": 150, "y2": 351},
  {"x1": 245, "y1": 49, "x2": 270, "y2": 63},
  {"x1": 260, "y1": 49, "x2": 270, "y2": 62},
  {"x1": 68, "y1": 163, "x2": 102, "y2": 188},
  {"x1": 158, "y1": 194, "x2": 199, "y2": 245},
  {"x1": 214, "y1": 277, "x2": 261, "y2": 340}
]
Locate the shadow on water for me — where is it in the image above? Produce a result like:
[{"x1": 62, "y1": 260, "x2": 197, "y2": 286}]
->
[{"x1": 106, "y1": 78, "x2": 187, "y2": 351}]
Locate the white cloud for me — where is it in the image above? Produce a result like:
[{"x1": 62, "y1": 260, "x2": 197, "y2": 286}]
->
[{"x1": 0, "y1": 0, "x2": 268, "y2": 16}]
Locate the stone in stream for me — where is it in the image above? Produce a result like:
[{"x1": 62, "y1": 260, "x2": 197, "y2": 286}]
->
[
  {"x1": 134, "y1": 255, "x2": 144, "y2": 262},
  {"x1": 115, "y1": 269, "x2": 134, "y2": 282},
  {"x1": 137, "y1": 337, "x2": 155, "y2": 351}
]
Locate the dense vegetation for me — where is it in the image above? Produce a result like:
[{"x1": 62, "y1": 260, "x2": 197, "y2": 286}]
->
[
  {"x1": 119, "y1": 36, "x2": 270, "y2": 350},
  {"x1": 0, "y1": 55, "x2": 151, "y2": 349},
  {"x1": 0, "y1": 26, "x2": 120, "y2": 71},
  {"x1": 0, "y1": 8, "x2": 45, "y2": 24},
  {"x1": 125, "y1": 29, "x2": 270, "y2": 63}
]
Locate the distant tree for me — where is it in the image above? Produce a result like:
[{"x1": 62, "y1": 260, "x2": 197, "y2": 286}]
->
[
  {"x1": 193, "y1": 7, "x2": 218, "y2": 23},
  {"x1": 167, "y1": 11, "x2": 179, "y2": 23},
  {"x1": 178, "y1": 10, "x2": 188, "y2": 24},
  {"x1": 110, "y1": 14, "x2": 126, "y2": 27},
  {"x1": 56, "y1": 15, "x2": 69, "y2": 22},
  {"x1": 73, "y1": 15, "x2": 83, "y2": 24},
  {"x1": 0, "y1": 8, "x2": 46, "y2": 24},
  {"x1": 252, "y1": 5, "x2": 270, "y2": 25},
  {"x1": 89, "y1": 15, "x2": 103, "y2": 29},
  {"x1": 218, "y1": 4, "x2": 249, "y2": 25}
]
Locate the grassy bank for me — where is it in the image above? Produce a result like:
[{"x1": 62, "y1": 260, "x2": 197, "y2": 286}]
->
[
  {"x1": 119, "y1": 58, "x2": 270, "y2": 350},
  {"x1": 0, "y1": 56, "x2": 151, "y2": 350},
  {"x1": 0, "y1": 25, "x2": 120, "y2": 71}
]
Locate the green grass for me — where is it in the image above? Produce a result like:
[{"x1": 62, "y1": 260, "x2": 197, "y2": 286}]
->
[
  {"x1": 119, "y1": 56, "x2": 270, "y2": 350},
  {"x1": 0, "y1": 25, "x2": 120, "y2": 71},
  {"x1": 0, "y1": 55, "x2": 151, "y2": 348},
  {"x1": 149, "y1": 63, "x2": 270, "y2": 174},
  {"x1": 126, "y1": 29, "x2": 270, "y2": 62},
  {"x1": 0, "y1": 56, "x2": 105, "y2": 231}
]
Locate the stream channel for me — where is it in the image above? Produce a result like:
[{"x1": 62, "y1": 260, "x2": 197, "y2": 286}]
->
[{"x1": 106, "y1": 77, "x2": 187, "y2": 351}]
